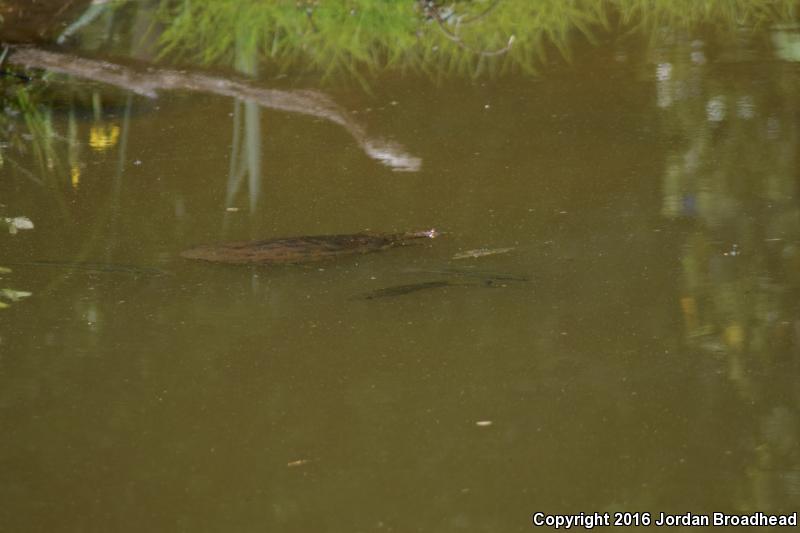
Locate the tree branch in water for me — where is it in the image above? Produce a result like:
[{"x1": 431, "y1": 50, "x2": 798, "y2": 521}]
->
[{"x1": 7, "y1": 46, "x2": 421, "y2": 172}]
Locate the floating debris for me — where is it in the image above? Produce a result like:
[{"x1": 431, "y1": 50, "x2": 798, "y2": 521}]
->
[
  {"x1": 3, "y1": 216, "x2": 34, "y2": 234},
  {"x1": 182, "y1": 229, "x2": 439, "y2": 265},
  {"x1": 287, "y1": 459, "x2": 312, "y2": 468},
  {"x1": 452, "y1": 247, "x2": 514, "y2": 260},
  {"x1": 475, "y1": 420, "x2": 493, "y2": 427}
]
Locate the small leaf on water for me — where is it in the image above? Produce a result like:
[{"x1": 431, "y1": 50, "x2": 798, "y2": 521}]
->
[{"x1": 0, "y1": 267, "x2": 11, "y2": 274}]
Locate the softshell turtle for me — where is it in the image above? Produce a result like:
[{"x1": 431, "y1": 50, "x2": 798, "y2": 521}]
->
[{"x1": 181, "y1": 228, "x2": 439, "y2": 265}]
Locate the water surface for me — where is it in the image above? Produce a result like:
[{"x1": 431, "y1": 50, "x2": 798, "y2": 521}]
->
[{"x1": 2, "y1": 8, "x2": 800, "y2": 532}]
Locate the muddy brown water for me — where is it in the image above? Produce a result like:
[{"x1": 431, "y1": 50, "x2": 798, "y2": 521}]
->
[{"x1": 2, "y1": 15, "x2": 800, "y2": 533}]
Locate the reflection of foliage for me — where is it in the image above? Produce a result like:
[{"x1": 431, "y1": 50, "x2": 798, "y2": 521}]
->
[
  {"x1": 156, "y1": 0, "x2": 798, "y2": 80},
  {"x1": 666, "y1": 65, "x2": 800, "y2": 367},
  {"x1": 0, "y1": 73, "x2": 61, "y2": 181},
  {"x1": 654, "y1": 28, "x2": 800, "y2": 512},
  {"x1": 616, "y1": 0, "x2": 797, "y2": 31},
  {"x1": 15, "y1": 86, "x2": 59, "y2": 173}
]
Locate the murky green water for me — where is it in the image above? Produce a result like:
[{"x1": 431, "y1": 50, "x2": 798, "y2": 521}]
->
[{"x1": 2, "y1": 4, "x2": 800, "y2": 532}]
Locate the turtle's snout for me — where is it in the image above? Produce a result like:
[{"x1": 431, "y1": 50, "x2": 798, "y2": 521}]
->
[{"x1": 403, "y1": 228, "x2": 443, "y2": 241}]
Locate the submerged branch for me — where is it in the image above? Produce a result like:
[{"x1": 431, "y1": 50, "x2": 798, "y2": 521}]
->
[{"x1": 7, "y1": 46, "x2": 421, "y2": 172}]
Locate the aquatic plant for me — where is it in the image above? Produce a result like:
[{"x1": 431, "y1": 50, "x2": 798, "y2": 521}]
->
[
  {"x1": 0, "y1": 63, "x2": 61, "y2": 184},
  {"x1": 155, "y1": 0, "x2": 799, "y2": 80},
  {"x1": 615, "y1": 0, "x2": 797, "y2": 31},
  {"x1": 156, "y1": 0, "x2": 607, "y2": 80}
]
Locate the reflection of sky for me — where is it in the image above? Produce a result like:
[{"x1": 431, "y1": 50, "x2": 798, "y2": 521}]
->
[
  {"x1": 772, "y1": 26, "x2": 800, "y2": 62},
  {"x1": 656, "y1": 62, "x2": 673, "y2": 108},
  {"x1": 705, "y1": 96, "x2": 725, "y2": 122}
]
